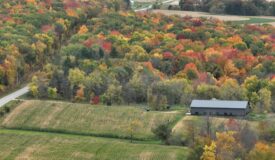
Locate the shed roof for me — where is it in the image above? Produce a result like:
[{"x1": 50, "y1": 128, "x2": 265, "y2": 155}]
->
[{"x1": 190, "y1": 100, "x2": 248, "y2": 109}]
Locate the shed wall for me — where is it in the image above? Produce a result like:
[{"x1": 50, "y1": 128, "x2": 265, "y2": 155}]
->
[{"x1": 190, "y1": 108, "x2": 247, "y2": 116}]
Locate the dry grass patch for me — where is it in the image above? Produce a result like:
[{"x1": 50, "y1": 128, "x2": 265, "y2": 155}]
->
[
  {"x1": 139, "y1": 151, "x2": 153, "y2": 160},
  {"x1": 15, "y1": 145, "x2": 44, "y2": 160},
  {"x1": 3, "y1": 101, "x2": 32, "y2": 125},
  {"x1": 71, "y1": 152, "x2": 94, "y2": 159},
  {"x1": 41, "y1": 105, "x2": 63, "y2": 127}
]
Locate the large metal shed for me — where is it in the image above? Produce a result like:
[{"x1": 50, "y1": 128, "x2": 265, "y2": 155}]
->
[{"x1": 190, "y1": 99, "x2": 249, "y2": 116}]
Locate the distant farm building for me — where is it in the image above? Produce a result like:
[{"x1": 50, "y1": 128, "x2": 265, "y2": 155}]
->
[{"x1": 190, "y1": 99, "x2": 249, "y2": 116}]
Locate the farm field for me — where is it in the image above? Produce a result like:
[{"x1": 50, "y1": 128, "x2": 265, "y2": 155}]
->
[
  {"x1": 152, "y1": 10, "x2": 275, "y2": 25},
  {"x1": 0, "y1": 129, "x2": 188, "y2": 160},
  {"x1": 1, "y1": 100, "x2": 182, "y2": 140},
  {"x1": 152, "y1": 10, "x2": 249, "y2": 21},
  {"x1": 230, "y1": 17, "x2": 275, "y2": 25}
]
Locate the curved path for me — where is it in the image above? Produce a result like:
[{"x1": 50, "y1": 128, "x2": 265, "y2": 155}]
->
[{"x1": 0, "y1": 86, "x2": 29, "y2": 107}]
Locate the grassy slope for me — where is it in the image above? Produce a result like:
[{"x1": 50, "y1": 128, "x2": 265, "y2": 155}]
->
[
  {"x1": 231, "y1": 17, "x2": 275, "y2": 25},
  {"x1": 172, "y1": 114, "x2": 275, "y2": 137},
  {"x1": 0, "y1": 129, "x2": 188, "y2": 160},
  {"x1": 1, "y1": 100, "x2": 182, "y2": 140}
]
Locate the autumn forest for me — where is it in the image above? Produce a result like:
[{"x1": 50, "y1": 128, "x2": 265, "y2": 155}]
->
[{"x1": 0, "y1": 0, "x2": 275, "y2": 160}]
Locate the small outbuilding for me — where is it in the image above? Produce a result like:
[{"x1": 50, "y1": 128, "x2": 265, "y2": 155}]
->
[{"x1": 190, "y1": 99, "x2": 249, "y2": 116}]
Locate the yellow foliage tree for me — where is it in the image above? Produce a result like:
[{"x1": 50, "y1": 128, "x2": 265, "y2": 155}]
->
[
  {"x1": 203, "y1": 48, "x2": 222, "y2": 62},
  {"x1": 66, "y1": 9, "x2": 78, "y2": 18},
  {"x1": 227, "y1": 35, "x2": 243, "y2": 45},
  {"x1": 29, "y1": 76, "x2": 39, "y2": 98},
  {"x1": 201, "y1": 141, "x2": 216, "y2": 160},
  {"x1": 68, "y1": 68, "x2": 85, "y2": 86},
  {"x1": 224, "y1": 60, "x2": 239, "y2": 77},
  {"x1": 30, "y1": 85, "x2": 38, "y2": 98},
  {"x1": 258, "y1": 88, "x2": 272, "y2": 112},
  {"x1": 215, "y1": 131, "x2": 241, "y2": 160}
]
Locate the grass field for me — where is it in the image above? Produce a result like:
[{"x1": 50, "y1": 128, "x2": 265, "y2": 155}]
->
[
  {"x1": 152, "y1": 10, "x2": 249, "y2": 21},
  {"x1": 152, "y1": 10, "x2": 275, "y2": 26},
  {"x1": 231, "y1": 17, "x2": 275, "y2": 25},
  {"x1": 1, "y1": 100, "x2": 182, "y2": 140},
  {"x1": 0, "y1": 129, "x2": 188, "y2": 160}
]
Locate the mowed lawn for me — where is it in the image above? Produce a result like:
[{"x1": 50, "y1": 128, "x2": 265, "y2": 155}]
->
[
  {"x1": 1, "y1": 100, "x2": 181, "y2": 140},
  {"x1": 0, "y1": 129, "x2": 188, "y2": 160}
]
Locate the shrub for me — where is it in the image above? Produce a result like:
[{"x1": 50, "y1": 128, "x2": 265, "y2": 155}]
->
[
  {"x1": 234, "y1": 43, "x2": 247, "y2": 51},
  {"x1": 167, "y1": 134, "x2": 186, "y2": 146},
  {"x1": 269, "y1": 129, "x2": 275, "y2": 142},
  {"x1": 0, "y1": 111, "x2": 4, "y2": 117},
  {"x1": 47, "y1": 87, "x2": 58, "y2": 99},
  {"x1": 152, "y1": 121, "x2": 172, "y2": 144},
  {"x1": 4, "y1": 106, "x2": 10, "y2": 113}
]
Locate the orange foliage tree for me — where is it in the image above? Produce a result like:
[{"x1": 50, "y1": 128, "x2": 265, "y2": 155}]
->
[{"x1": 78, "y1": 25, "x2": 88, "y2": 34}]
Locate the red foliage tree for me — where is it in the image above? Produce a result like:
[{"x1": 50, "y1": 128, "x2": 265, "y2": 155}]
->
[
  {"x1": 45, "y1": 0, "x2": 52, "y2": 5},
  {"x1": 225, "y1": 118, "x2": 240, "y2": 131},
  {"x1": 222, "y1": 48, "x2": 238, "y2": 59},
  {"x1": 41, "y1": 25, "x2": 53, "y2": 33},
  {"x1": 176, "y1": 34, "x2": 185, "y2": 40},
  {"x1": 90, "y1": 96, "x2": 100, "y2": 105},
  {"x1": 64, "y1": 0, "x2": 79, "y2": 9},
  {"x1": 183, "y1": 63, "x2": 199, "y2": 73},
  {"x1": 163, "y1": 51, "x2": 174, "y2": 60},
  {"x1": 83, "y1": 38, "x2": 94, "y2": 48},
  {"x1": 102, "y1": 41, "x2": 112, "y2": 53},
  {"x1": 110, "y1": 30, "x2": 120, "y2": 36},
  {"x1": 183, "y1": 62, "x2": 200, "y2": 79},
  {"x1": 192, "y1": 18, "x2": 203, "y2": 26}
]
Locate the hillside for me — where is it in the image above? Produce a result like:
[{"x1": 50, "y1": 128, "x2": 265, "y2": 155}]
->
[
  {"x1": 0, "y1": 0, "x2": 128, "y2": 93},
  {"x1": 0, "y1": 0, "x2": 275, "y2": 159},
  {"x1": 29, "y1": 11, "x2": 275, "y2": 113}
]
